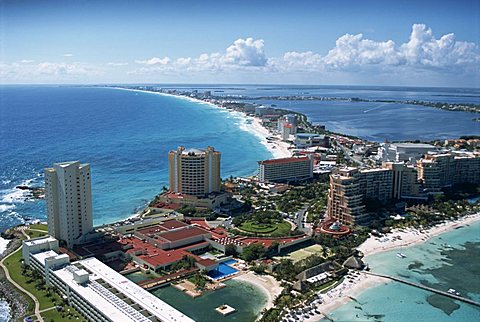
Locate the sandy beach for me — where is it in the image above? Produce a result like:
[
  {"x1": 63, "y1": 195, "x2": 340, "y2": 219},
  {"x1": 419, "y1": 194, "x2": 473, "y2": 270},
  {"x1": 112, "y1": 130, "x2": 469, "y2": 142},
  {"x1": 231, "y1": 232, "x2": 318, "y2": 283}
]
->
[
  {"x1": 298, "y1": 212, "x2": 480, "y2": 321},
  {"x1": 233, "y1": 271, "x2": 283, "y2": 310},
  {"x1": 358, "y1": 212, "x2": 480, "y2": 257},
  {"x1": 301, "y1": 272, "x2": 385, "y2": 322},
  {"x1": 113, "y1": 87, "x2": 292, "y2": 159}
]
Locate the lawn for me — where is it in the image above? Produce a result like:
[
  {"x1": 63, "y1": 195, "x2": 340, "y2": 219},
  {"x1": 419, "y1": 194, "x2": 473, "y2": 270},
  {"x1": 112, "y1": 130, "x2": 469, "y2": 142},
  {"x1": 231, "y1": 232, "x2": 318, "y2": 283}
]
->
[
  {"x1": 3, "y1": 249, "x2": 61, "y2": 310},
  {"x1": 274, "y1": 244, "x2": 331, "y2": 263},
  {"x1": 25, "y1": 229, "x2": 48, "y2": 239},
  {"x1": 238, "y1": 220, "x2": 291, "y2": 236},
  {"x1": 27, "y1": 223, "x2": 48, "y2": 231},
  {"x1": 41, "y1": 306, "x2": 87, "y2": 322}
]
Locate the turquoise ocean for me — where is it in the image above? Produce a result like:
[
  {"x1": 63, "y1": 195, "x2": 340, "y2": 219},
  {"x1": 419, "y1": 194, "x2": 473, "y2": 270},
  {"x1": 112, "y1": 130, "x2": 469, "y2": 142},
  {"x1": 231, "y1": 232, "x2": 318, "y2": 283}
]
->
[{"x1": 322, "y1": 220, "x2": 480, "y2": 322}]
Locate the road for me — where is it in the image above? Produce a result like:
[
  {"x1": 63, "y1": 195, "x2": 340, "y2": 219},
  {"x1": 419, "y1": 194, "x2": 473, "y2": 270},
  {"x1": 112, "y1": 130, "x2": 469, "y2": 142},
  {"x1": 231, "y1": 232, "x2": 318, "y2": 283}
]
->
[
  {"x1": 295, "y1": 204, "x2": 311, "y2": 234},
  {"x1": 0, "y1": 228, "x2": 44, "y2": 322},
  {"x1": 336, "y1": 141, "x2": 365, "y2": 167}
]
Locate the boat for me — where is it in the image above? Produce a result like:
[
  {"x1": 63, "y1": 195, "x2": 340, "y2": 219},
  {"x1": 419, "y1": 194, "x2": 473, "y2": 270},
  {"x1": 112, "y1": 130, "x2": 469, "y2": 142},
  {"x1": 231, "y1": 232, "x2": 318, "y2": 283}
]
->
[
  {"x1": 447, "y1": 288, "x2": 460, "y2": 296},
  {"x1": 396, "y1": 253, "x2": 407, "y2": 258}
]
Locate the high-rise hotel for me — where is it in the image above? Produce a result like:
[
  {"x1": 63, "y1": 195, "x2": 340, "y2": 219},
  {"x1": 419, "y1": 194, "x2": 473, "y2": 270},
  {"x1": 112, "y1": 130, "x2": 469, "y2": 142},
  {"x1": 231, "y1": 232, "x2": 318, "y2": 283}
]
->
[
  {"x1": 45, "y1": 161, "x2": 93, "y2": 247},
  {"x1": 168, "y1": 146, "x2": 221, "y2": 196}
]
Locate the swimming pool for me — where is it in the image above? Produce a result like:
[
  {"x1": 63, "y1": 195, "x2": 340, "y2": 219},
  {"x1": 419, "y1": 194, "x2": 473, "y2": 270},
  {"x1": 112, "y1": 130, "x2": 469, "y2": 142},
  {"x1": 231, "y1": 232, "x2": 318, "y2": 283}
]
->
[
  {"x1": 208, "y1": 262, "x2": 239, "y2": 280},
  {"x1": 222, "y1": 259, "x2": 237, "y2": 266}
]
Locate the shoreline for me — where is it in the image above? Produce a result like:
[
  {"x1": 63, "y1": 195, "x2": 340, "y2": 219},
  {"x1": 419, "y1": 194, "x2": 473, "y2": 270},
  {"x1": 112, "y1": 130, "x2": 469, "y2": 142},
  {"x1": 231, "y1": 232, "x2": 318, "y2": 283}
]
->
[
  {"x1": 111, "y1": 87, "x2": 291, "y2": 159},
  {"x1": 358, "y1": 212, "x2": 480, "y2": 257},
  {"x1": 302, "y1": 212, "x2": 480, "y2": 321},
  {"x1": 232, "y1": 271, "x2": 283, "y2": 311}
]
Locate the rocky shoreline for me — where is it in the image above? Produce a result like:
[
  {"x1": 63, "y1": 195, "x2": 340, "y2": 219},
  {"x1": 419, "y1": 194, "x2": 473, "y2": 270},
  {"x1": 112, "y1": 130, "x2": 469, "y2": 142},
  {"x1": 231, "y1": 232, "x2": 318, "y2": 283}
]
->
[{"x1": 0, "y1": 231, "x2": 32, "y2": 321}]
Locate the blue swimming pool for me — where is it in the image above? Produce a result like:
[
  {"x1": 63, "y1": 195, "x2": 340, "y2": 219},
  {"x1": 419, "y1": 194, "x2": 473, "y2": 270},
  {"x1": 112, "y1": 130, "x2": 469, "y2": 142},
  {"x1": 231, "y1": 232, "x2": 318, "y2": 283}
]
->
[{"x1": 208, "y1": 262, "x2": 238, "y2": 280}]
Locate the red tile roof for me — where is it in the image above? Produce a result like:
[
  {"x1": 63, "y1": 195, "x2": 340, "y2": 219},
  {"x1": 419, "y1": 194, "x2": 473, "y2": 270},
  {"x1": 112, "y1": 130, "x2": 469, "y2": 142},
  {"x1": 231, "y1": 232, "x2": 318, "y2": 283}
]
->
[
  {"x1": 197, "y1": 259, "x2": 218, "y2": 267},
  {"x1": 160, "y1": 226, "x2": 210, "y2": 242},
  {"x1": 159, "y1": 220, "x2": 188, "y2": 230}
]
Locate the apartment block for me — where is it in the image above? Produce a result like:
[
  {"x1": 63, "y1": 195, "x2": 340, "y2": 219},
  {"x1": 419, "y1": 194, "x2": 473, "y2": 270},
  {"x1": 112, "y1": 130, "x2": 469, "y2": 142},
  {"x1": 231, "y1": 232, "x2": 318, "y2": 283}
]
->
[{"x1": 44, "y1": 161, "x2": 93, "y2": 247}]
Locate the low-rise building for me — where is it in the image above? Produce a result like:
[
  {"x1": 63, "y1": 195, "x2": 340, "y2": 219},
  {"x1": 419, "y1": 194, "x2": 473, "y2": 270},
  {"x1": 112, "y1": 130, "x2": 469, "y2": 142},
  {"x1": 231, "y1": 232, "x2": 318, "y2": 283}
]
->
[
  {"x1": 378, "y1": 142, "x2": 437, "y2": 162},
  {"x1": 294, "y1": 133, "x2": 329, "y2": 148}
]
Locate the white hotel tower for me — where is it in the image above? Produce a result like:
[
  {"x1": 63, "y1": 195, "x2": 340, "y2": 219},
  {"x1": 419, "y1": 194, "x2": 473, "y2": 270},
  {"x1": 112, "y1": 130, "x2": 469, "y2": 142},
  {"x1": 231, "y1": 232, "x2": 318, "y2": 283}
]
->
[{"x1": 45, "y1": 161, "x2": 93, "y2": 247}]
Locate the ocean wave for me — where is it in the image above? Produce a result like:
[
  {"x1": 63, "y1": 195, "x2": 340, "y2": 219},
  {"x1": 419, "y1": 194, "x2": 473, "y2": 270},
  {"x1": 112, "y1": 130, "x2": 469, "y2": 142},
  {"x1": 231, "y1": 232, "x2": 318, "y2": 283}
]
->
[
  {"x1": 0, "y1": 176, "x2": 40, "y2": 204},
  {"x1": 0, "y1": 189, "x2": 27, "y2": 204},
  {"x1": 0, "y1": 204, "x2": 16, "y2": 213},
  {"x1": 0, "y1": 237, "x2": 11, "y2": 255},
  {"x1": 0, "y1": 300, "x2": 11, "y2": 322}
]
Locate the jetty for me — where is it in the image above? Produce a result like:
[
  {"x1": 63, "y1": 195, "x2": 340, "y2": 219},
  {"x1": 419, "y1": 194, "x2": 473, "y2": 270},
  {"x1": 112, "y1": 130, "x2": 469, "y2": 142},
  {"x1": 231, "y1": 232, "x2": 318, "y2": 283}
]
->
[{"x1": 364, "y1": 271, "x2": 480, "y2": 308}]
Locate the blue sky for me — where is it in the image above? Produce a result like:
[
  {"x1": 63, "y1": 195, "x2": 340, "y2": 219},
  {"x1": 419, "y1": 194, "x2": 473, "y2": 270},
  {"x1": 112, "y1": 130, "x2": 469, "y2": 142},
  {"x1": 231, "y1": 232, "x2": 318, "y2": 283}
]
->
[{"x1": 1, "y1": 0, "x2": 479, "y2": 86}]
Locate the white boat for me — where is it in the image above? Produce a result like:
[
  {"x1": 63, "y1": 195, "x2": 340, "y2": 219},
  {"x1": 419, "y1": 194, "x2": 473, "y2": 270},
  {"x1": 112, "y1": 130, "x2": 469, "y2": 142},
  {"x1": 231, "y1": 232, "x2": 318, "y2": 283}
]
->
[
  {"x1": 447, "y1": 288, "x2": 460, "y2": 296},
  {"x1": 396, "y1": 253, "x2": 407, "y2": 258}
]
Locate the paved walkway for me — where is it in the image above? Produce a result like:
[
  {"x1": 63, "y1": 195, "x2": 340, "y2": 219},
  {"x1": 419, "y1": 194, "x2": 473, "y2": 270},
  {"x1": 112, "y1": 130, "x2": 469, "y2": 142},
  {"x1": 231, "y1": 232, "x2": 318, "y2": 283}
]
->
[{"x1": 0, "y1": 228, "x2": 44, "y2": 322}]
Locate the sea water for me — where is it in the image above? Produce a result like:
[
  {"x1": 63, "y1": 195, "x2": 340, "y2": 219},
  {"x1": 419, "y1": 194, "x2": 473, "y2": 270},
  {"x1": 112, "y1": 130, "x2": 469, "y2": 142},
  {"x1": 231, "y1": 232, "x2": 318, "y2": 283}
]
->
[
  {"x1": 322, "y1": 220, "x2": 480, "y2": 321},
  {"x1": 0, "y1": 86, "x2": 272, "y2": 231},
  {"x1": 150, "y1": 279, "x2": 267, "y2": 322},
  {"x1": 168, "y1": 84, "x2": 480, "y2": 142}
]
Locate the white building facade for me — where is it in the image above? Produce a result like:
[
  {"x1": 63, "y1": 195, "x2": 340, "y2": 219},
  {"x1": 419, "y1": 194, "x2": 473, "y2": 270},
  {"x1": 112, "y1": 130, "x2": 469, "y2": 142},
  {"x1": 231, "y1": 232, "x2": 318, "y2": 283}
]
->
[
  {"x1": 45, "y1": 161, "x2": 93, "y2": 247},
  {"x1": 258, "y1": 156, "x2": 313, "y2": 183}
]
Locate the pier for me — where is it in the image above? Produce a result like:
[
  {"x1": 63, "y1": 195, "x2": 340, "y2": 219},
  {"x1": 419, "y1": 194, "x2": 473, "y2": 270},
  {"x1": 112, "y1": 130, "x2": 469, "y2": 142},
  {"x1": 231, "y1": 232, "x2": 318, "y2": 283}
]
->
[
  {"x1": 364, "y1": 271, "x2": 480, "y2": 308},
  {"x1": 138, "y1": 268, "x2": 199, "y2": 291}
]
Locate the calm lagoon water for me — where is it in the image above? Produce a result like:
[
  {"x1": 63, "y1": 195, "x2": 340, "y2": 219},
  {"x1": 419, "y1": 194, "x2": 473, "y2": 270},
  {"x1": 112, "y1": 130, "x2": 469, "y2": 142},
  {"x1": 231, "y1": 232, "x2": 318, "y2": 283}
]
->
[{"x1": 322, "y1": 220, "x2": 480, "y2": 322}]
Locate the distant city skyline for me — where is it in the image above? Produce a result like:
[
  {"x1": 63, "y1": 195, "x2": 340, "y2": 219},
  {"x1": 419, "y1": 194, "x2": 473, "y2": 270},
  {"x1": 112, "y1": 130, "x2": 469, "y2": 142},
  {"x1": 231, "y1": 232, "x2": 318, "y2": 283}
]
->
[{"x1": 1, "y1": 0, "x2": 479, "y2": 87}]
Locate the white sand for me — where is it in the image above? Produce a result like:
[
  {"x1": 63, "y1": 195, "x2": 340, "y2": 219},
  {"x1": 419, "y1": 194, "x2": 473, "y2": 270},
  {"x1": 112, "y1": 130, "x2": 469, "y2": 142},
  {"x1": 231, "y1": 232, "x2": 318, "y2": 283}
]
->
[
  {"x1": 233, "y1": 271, "x2": 283, "y2": 310},
  {"x1": 302, "y1": 272, "x2": 385, "y2": 321},
  {"x1": 358, "y1": 212, "x2": 480, "y2": 257}
]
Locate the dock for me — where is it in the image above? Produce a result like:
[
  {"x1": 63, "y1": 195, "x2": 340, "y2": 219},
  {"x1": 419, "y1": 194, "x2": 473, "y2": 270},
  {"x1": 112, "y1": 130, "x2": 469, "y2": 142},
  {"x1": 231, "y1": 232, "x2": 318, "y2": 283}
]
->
[
  {"x1": 364, "y1": 271, "x2": 480, "y2": 308},
  {"x1": 138, "y1": 267, "x2": 199, "y2": 290}
]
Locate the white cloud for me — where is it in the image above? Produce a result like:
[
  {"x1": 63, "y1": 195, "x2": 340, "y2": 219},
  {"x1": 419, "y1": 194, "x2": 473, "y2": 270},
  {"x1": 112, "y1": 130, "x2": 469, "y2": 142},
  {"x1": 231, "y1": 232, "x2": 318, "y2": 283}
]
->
[
  {"x1": 135, "y1": 57, "x2": 171, "y2": 65},
  {"x1": 106, "y1": 62, "x2": 128, "y2": 66},
  {"x1": 19, "y1": 59, "x2": 34, "y2": 63},
  {"x1": 130, "y1": 37, "x2": 269, "y2": 76},
  {"x1": 319, "y1": 24, "x2": 479, "y2": 72},
  {"x1": 63, "y1": 53, "x2": 74, "y2": 57},
  {"x1": 0, "y1": 61, "x2": 100, "y2": 82},
  {"x1": 223, "y1": 37, "x2": 267, "y2": 66}
]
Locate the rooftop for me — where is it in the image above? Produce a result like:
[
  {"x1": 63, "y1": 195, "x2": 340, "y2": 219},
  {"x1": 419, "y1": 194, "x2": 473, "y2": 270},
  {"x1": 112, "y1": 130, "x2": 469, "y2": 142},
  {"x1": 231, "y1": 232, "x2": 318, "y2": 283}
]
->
[
  {"x1": 259, "y1": 156, "x2": 311, "y2": 165},
  {"x1": 160, "y1": 226, "x2": 210, "y2": 242},
  {"x1": 53, "y1": 257, "x2": 194, "y2": 322},
  {"x1": 24, "y1": 235, "x2": 57, "y2": 247}
]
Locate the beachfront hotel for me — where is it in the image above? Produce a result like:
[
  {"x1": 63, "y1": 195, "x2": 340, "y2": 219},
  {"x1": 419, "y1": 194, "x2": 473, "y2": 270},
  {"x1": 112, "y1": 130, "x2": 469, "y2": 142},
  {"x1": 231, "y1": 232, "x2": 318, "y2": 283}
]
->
[
  {"x1": 258, "y1": 155, "x2": 313, "y2": 183},
  {"x1": 327, "y1": 168, "x2": 368, "y2": 225},
  {"x1": 44, "y1": 161, "x2": 93, "y2": 247},
  {"x1": 22, "y1": 236, "x2": 194, "y2": 322},
  {"x1": 417, "y1": 152, "x2": 480, "y2": 192},
  {"x1": 168, "y1": 146, "x2": 221, "y2": 196}
]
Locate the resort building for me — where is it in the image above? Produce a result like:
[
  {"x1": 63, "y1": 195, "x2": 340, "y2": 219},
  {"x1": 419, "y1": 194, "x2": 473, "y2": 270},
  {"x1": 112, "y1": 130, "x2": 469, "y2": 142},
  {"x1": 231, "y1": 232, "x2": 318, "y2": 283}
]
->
[
  {"x1": 417, "y1": 153, "x2": 480, "y2": 192},
  {"x1": 22, "y1": 237, "x2": 194, "y2": 322},
  {"x1": 258, "y1": 155, "x2": 313, "y2": 183},
  {"x1": 44, "y1": 161, "x2": 93, "y2": 247},
  {"x1": 385, "y1": 162, "x2": 424, "y2": 200},
  {"x1": 277, "y1": 114, "x2": 298, "y2": 140},
  {"x1": 377, "y1": 142, "x2": 437, "y2": 162},
  {"x1": 254, "y1": 106, "x2": 276, "y2": 116},
  {"x1": 168, "y1": 146, "x2": 221, "y2": 196},
  {"x1": 294, "y1": 133, "x2": 330, "y2": 148},
  {"x1": 358, "y1": 168, "x2": 393, "y2": 203},
  {"x1": 327, "y1": 168, "x2": 367, "y2": 225}
]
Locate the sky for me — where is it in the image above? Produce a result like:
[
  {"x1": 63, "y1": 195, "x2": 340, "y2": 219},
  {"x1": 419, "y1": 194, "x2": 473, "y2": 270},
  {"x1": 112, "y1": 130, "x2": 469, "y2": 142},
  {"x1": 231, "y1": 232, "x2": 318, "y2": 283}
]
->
[{"x1": 1, "y1": 0, "x2": 479, "y2": 87}]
